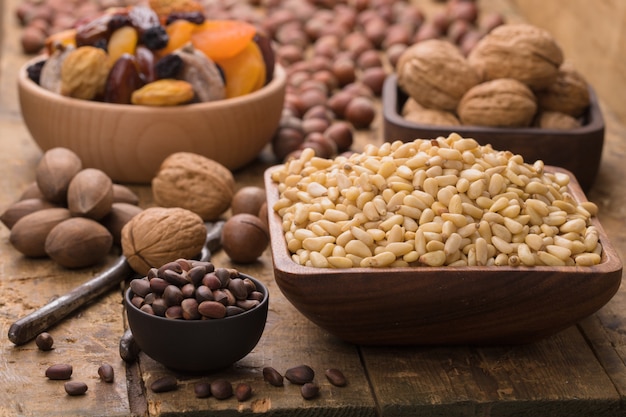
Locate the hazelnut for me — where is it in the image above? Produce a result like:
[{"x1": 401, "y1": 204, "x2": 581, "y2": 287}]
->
[
  {"x1": 344, "y1": 96, "x2": 376, "y2": 129},
  {"x1": 324, "y1": 122, "x2": 354, "y2": 153},
  {"x1": 231, "y1": 186, "x2": 267, "y2": 217},
  {"x1": 221, "y1": 213, "x2": 269, "y2": 264}
]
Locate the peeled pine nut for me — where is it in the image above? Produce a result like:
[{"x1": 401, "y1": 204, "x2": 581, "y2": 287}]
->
[{"x1": 271, "y1": 134, "x2": 604, "y2": 268}]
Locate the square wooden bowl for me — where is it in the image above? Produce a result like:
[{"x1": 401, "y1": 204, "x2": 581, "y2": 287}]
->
[
  {"x1": 382, "y1": 74, "x2": 605, "y2": 192},
  {"x1": 264, "y1": 165, "x2": 622, "y2": 346}
]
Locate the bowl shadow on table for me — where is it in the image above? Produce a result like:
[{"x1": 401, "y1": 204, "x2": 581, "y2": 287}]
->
[
  {"x1": 382, "y1": 74, "x2": 605, "y2": 193},
  {"x1": 264, "y1": 166, "x2": 622, "y2": 347}
]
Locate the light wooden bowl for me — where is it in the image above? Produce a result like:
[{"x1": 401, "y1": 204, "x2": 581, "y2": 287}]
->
[
  {"x1": 17, "y1": 57, "x2": 287, "y2": 184},
  {"x1": 383, "y1": 74, "x2": 605, "y2": 192},
  {"x1": 265, "y1": 165, "x2": 622, "y2": 346}
]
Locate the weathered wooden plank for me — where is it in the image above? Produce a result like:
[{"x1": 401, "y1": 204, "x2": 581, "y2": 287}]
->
[{"x1": 362, "y1": 327, "x2": 622, "y2": 417}]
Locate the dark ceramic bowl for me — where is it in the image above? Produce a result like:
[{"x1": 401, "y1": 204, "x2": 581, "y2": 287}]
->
[
  {"x1": 382, "y1": 74, "x2": 605, "y2": 192},
  {"x1": 124, "y1": 274, "x2": 269, "y2": 372}
]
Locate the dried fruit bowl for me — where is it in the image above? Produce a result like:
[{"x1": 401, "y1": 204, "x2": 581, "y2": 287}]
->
[
  {"x1": 382, "y1": 74, "x2": 605, "y2": 192},
  {"x1": 264, "y1": 166, "x2": 622, "y2": 346},
  {"x1": 17, "y1": 57, "x2": 286, "y2": 184},
  {"x1": 124, "y1": 274, "x2": 269, "y2": 372}
]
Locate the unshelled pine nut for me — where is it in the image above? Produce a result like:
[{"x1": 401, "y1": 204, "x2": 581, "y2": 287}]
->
[{"x1": 271, "y1": 134, "x2": 603, "y2": 268}]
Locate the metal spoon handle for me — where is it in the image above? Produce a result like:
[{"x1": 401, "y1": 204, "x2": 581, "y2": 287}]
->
[{"x1": 8, "y1": 256, "x2": 132, "y2": 346}]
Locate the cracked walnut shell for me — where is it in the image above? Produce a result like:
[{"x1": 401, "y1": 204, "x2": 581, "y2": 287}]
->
[
  {"x1": 457, "y1": 78, "x2": 537, "y2": 127},
  {"x1": 396, "y1": 39, "x2": 480, "y2": 111},
  {"x1": 468, "y1": 23, "x2": 564, "y2": 90},
  {"x1": 121, "y1": 207, "x2": 207, "y2": 275},
  {"x1": 152, "y1": 152, "x2": 235, "y2": 221}
]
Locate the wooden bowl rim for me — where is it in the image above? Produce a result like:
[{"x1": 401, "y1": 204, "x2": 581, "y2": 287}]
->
[
  {"x1": 382, "y1": 73, "x2": 605, "y2": 138},
  {"x1": 18, "y1": 56, "x2": 287, "y2": 114},
  {"x1": 265, "y1": 164, "x2": 623, "y2": 278}
]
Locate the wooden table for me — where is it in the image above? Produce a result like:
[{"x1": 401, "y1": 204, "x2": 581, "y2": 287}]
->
[{"x1": 1, "y1": 1, "x2": 626, "y2": 416}]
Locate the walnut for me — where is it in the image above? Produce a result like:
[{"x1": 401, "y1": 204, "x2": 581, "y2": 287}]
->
[
  {"x1": 468, "y1": 23, "x2": 563, "y2": 91},
  {"x1": 535, "y1": 111, "x2": 582, "y2": 130},
  {"x1": 121, "y1": 207, "x2": 207, "y2": 275},
  {"x1": 60, "y1": 46, "x2": 111, "y2": 100},
  {"x1": 401, "y1": 98, "x2": 423, "y2": 116},
  {"x1": 396, "y1": 39, "x2": 480, "y2": 111},
  {"x1": 537, "y1": 62, "x2": 590, "y2": 117},
  {"x1": 152, "y1": 152, "x2": 235, "y2": 221},
  {"x1": 457, "y1": 78, "x2": 537, "y2": 127},
  {"x1": 404, "y1": 108, "x2": 461, "y2": 126}
]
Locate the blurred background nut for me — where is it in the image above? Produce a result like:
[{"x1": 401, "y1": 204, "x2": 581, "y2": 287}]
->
[
  {"x1": 468, "y1": 23, "x2": 564, "y2": 90},
  {"x1": 121, "y1": 207, "x2": 207, "y2": 275},
  {"x1": 457, "y1": 78, "x2": 537, "y2": 127},
  {"x1": 152, "y1": 152, "x2": 235, "y2": 221},
  {"x1": 396, "y1": 39, "x2": 480, "y2": 111},
  {"x1": 231, "y1": 186, "x2": 267, "y2": 217},
  {"x1": 536, "y1": 62, "x2": 591, "y2": 117},
  {"x1": 535, "y1": 111, "x2": 582, "y2": 130},
  {"x1": 404, "y1": 108, "x2": 461, "y2": 126}
]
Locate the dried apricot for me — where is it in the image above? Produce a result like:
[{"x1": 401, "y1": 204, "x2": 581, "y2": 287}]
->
[
  {"x1": 158, "y1": 19, "x2": 197, "y2": 56},
  {"x1": 216, "y1": 40, "x2": 266, "y2": 98},
  {"x1": 191, "y1": 20, "x2": 256, "y2": 61},
  {"x1": 131, "y1": 79, "x2": 194, "y2": 106}
]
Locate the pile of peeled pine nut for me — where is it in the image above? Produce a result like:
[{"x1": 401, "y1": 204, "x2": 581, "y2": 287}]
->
[{"x1": 270, "y1": 133, "x2": 601, "y2": 268}]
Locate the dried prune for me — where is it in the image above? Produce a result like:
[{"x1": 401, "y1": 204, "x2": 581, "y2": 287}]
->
[
  {"x1": 155, "y1": 54, "x2": 184, "y2": 79},
  {"x1": 27, "y1": 60, "x2": 45, "y2": 84},
  {"x1": 75, "y1": 14, "x2": 115, "y2": 47},
  {"x1": 135, "y1": 46, "x2": 157, "y2": 83},
  {"x1": 142, "y1": 26, "x2": 169, "y2": 50}
]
